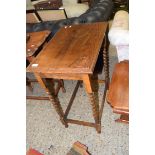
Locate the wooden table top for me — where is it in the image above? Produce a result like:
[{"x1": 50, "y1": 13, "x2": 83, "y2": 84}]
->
[
  {"x1": 26, "y1": 30, "x2": 50, "y2": 57},
  {"x1": 27, "y1": 22, "x2": 108, "y2": 74},
  {"x1": 107, "y1": 61, "x2": 129, "y2": 113}
]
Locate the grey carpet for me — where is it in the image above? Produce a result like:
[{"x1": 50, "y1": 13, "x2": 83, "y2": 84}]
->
[{"x1": 26, "y1": 47, "x2": 129, "y2": 155}]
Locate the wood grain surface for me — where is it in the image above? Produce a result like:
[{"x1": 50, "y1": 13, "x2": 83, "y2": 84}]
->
[
  {"x1": 107, "y1": 60, "x2": 129, "y2": 113},
  {"x1": 27, "y1": 22, "x2": 108, "y2": 74},
  {"x1": 26, "y1": 30, "x2": 50, "y2": 57}
]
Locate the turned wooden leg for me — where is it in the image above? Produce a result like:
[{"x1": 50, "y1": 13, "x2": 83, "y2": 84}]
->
[
  {"x1": 34, "y1": 73, "x2": 68, "y2": 128},
  {"x1": 87, "y1": 93, "x2": 101, "y2": 133},
  {"x1": 103, "y1": 29, "x2": 110, "y2": 89},
  {"x1": 91, "y1": 74, "x2": 99, "y2": 117},
  {"x1": 83, "y1": 75, "x2": 100, "y2": 133}
]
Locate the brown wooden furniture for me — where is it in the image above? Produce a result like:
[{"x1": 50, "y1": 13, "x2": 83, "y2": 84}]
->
[
  {"x1": 26, "y1": 30, "x2": 50, "y2": 63},
  {"x1": 27, "y1": 22, "x2": 109, "y2": 133},
  {"x1": 34, "y1": 0, "x2": 63, "y2": 10},
  {"x1": 37, "y1": 8, "x2": 68, "y2": 22},
  {"x1": 67, "y1": 141, "x2": 90, "y2": 155},
  {"x1": 26, "y1": 11, "x2": 41, "y2": 23},
  {"x1": 26, "y1": 7, "x2": 67, "y2": 23},
  {"x1": 26, "y1": 9, "x2": 42, "y2": 23},
  {"x1": 26, "y1": 30, "x2": 65, "y2": 100},
  {"x1": 107, "y1": 60, "x2": 129, "y2": 123}
]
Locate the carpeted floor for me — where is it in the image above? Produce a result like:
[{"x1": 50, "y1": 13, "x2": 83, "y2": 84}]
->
[{"x1": 26, "y1": 45, "x2": 129, "y2": 155}]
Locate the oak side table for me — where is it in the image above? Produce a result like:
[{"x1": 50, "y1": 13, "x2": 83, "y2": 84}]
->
[{"x1": 27, "y1": 22, "x2": 109, "y2": 133}]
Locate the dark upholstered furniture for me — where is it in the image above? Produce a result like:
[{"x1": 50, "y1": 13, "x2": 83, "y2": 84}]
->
[{"x1": 27, "y1": 0, "x2": 113, "y2": 39}]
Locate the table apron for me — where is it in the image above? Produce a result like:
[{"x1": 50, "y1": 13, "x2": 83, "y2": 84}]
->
[{"x1": 39, "y1": 72, "x2": 88, "y2": 80}]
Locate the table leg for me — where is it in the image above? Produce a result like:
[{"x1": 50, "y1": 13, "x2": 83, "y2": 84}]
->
[
  {"x1": 103, "y1": 29, "x2": 110, "y2": 89},
  {"x1": 34, "y1": 73, "x2": 68, "y2": 128},
  {"x1": 83, "y1": 75, "x2": 100, "y2": 133}
]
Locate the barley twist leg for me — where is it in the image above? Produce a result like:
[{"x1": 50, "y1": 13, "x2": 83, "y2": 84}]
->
[
  {"x1": 34, "y1": 74, "x2": 68, "y2": 127},
  {"x1": 103, "y1": 33, "x2": 110, "y2": 89},
  {"x1": 83, "y1": 75, "x2": 101, "y2": 133}
]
